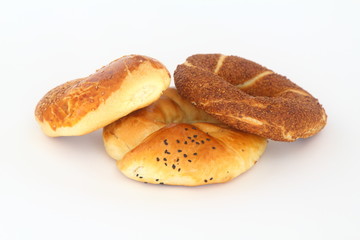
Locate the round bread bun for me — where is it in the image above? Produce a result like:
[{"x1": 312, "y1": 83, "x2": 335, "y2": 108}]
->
[
  {"x1": 174, "y1": 54, "x2": 327, "y2": 141},
  {"x1": 35, "y1": 55, "x2": 170, "y2": 137},
  {"x1": 103, "y1": 88, "x2": 267, "y2": 186}
]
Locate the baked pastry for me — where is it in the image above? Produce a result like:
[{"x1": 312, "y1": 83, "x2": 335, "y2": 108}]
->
[
  {"x1": 35, "y1": 55, "x2": 170, "y2": 136},
  {"x1": 174, "y1": 54, "x2": 327, "y2": 141},
  {"x1": 103, "y1": 88, "x2": 267, "y2": 186}
]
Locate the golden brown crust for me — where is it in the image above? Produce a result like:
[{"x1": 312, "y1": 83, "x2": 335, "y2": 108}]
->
[
  {"x1": 103, "y1": 88, "x2": 219, "y2": 161},
  {"x1": 35, "y1": 55, "x2": 170, "y2": 136},
  {"x1": 174, "y1": 54, "x2": 327, "y2": 141},
  {"x1": 103, "y1": 88, "x2": 267, "y2": 186}
]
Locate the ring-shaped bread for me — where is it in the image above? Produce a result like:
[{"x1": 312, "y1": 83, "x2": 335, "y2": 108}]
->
[{"x1": 174, "y1": 54, "x2": 327, "y2": 141}]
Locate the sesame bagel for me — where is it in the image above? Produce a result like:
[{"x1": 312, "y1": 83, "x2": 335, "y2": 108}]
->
[
  {"x1": 103, "y1": 88, "x2": 267, "y2": 186},
  {"x1": 174, "y1": 54, "x2": 327, "y2": 141},
  {"x1": 35, "y1": 55, "x2": 170, "y2": 137}
]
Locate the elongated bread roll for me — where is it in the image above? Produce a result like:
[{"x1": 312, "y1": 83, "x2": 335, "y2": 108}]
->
[{"x1": 35, "y1": 55, "x2": 170, "y2": 136}]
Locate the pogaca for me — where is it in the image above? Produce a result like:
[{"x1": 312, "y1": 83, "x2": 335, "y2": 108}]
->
[{"x1": 103, "y1": 88, "x2": 267, "y2": 186}]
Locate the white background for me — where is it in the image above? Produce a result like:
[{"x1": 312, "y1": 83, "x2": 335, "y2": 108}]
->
[{"x1": 1, "y1": 0, "x2": 359, "y2": 239}]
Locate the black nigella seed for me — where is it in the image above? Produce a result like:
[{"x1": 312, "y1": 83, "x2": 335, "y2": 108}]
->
[
  {"x1": 184, "y1": 141, "x2": 188, "y2": 144},
  {"x1": 210, "y1": 177, "x2": 213, "y2": 180},
  {"x1": 204, "y1": 179, "x2": 208, "y2": 183},
  {"x1": 183, "y1": 154, "x2": 187, "y2": 157},
  {"x1": 206, "y1": 138, "x2": 211, "y2": 141},
  {"x1": 196, "y1": 142, "x2": 200, "y2": 145},
  {"x1": 136, "y1": 174, "x2": 139, "y2": 177},
  {"x1": 160, "y1": 182, "x2": 164, "y2": 184},
  {"x1": 187, "y1": 136, "x2": 192, "y2": 140},
  {"x1": 156, "y1": 179, "x2": 159, "y2": 181},
  {"x1": 241, "y1": 149, "x2": 245, "y2": 152},
  {"x1": 191, "y1": 140, "x2": 195, "y2": 142},
  {"x1": 176, "y1": 158, "x2": 180, "y2": 162},
  {"x1": 139, "y1": 176, "x2": 143, "y2": 179},
  {"x1": 164, "y1": 139, "x2": 168, "y2": 145},
  {"x1": 176, "y1": 140, "x2": 180, "y2": 143},
  {"x1": 164, "y1": 149, "x2": 170, "y2": 154},
  {"x1": 163, "y1": 158, "x2": 167, "y2": 161},
  {"x1": 178, "y1": 149, "x2": 182, "y2": 152},
  {"x1": 212, "y1": 147, "x2": 216, "y2": 149},
  {"x1": 165, "y1": 163, "x2": 168, "y2": 166},
  {"x1": 185, "y1": 128, "x2": 188, "y2": 131},
  {"x1": 178, "y1": 168, "x2": 181, "y2": 172},
  {"x1": 201, "y1": 140, "x2": 205, "y2": 144},
  {"x1": 172, "y1": 164, "x2": 176, "y2": 169},
  {"x1": 144, "y1": 182, "x2": 148, "y2": 184},
  {"x1": 193, "y1": 153, "x2": 197, "y2": 155},
  {"x1": 192, "y1": 127, "x2": 196, "y2": 130},
  {"x1": 156, "y1": 157, "x2": 160, "y2": 161},
  {"x1": 188, "y1": 159, "x2": 192, "y2": 162},
  {"x1": 193, "y1": 135, "x2": 197, "y2": 138}
]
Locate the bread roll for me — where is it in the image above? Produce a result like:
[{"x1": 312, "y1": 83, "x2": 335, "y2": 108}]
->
[
  {"x1": 103, "y1": 88, "x2": 267, "y2": 186},
  {"x1": 35, "y1": 55, "x2": 170, "y2": 136}
]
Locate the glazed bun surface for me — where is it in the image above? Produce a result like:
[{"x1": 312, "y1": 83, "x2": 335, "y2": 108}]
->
[
  {"x1": 103, "y1": 88, "x2": 267, "y2": 186},
  {"x1": 35, "y1": 55, "x2": 170, "y2": 137}
]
